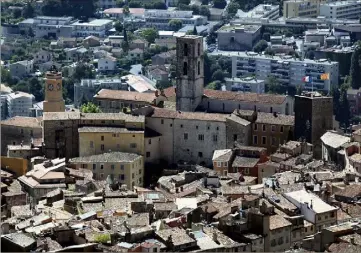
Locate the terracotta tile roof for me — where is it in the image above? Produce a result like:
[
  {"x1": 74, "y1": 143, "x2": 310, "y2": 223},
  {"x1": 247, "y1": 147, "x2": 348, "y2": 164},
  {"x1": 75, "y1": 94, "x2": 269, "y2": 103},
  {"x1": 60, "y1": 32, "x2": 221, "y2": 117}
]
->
[
  {"x1": 1, "y1": 116, "x2": 42, "y2": 128},
  {"x1": 150, "y1": 107, "x2": 227, "y2": 122},
  {"x1": 335, "y1": 184, "x2": 361, "y2": 198},
  {"x1": 328, "y1": 242, "x2": 361, "y2": 253},
  {"x1": 256, "y1": 112, "x2": 294, "y2": 126},
  {"x1": 204, "y1": 89, "x2": 287, "y2": 104},
  {"x1": 94, "y1": 89, "x2": 156, "y2": 103},
  {"x1": 232, "y1": 156, "x2": 259, "y2": 168},
  {"x1": 162, "y1": 87, "x2": 176, "y2": 98},
  {"x1": 269, "y1": 214, "x2": 292, "y2": 230}
]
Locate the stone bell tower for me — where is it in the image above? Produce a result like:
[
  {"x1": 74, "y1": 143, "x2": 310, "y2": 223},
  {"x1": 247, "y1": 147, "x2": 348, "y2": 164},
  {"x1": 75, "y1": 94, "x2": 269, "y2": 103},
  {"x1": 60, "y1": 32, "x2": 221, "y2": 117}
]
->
[
  {"x1": 43, "y1": 65, "x2": 65, "y2": 113},
  {"x1": 175, "y1": 35, "x2": 204, "y2": 112}
]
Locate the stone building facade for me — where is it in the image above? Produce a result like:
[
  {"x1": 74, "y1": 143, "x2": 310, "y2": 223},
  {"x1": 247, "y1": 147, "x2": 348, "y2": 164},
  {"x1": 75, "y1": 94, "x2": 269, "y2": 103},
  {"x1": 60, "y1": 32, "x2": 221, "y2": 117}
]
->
[
  {"x1": 1, "y1": 117, "x2": 43, "y2": 156},
  {"x1": 42, "y1": 112, "x2": 145, "y2": 160},
  {"x1": 175, "y1": 35, "x2": 204, "y2": 112},
  {"x1": 294, "y1": 92, "x2": 333, "y2": 158}
]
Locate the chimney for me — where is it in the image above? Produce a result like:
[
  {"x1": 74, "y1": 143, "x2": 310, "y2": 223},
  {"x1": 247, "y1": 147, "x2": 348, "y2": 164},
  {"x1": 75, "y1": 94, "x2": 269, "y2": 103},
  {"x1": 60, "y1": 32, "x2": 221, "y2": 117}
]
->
[
  {"x1": 351, "y1": 237, "x2": 356, "y2": 245},
  {"x1": 180, "y1": 186, "x2": 184, "y2": 192},
  {"x1": 310, "y1": 200, "x2": 313, "y2": 209}
]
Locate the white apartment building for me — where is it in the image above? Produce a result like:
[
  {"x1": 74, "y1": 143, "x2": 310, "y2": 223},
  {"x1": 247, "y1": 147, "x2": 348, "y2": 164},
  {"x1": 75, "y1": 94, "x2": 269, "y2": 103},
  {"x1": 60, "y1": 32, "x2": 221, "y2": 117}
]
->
[
  {"x1": 283, "y1": 0, "x2": 322, "y2": 18},
  {"x1": 211, "y1": 51, "x2": 339, "y2": 92},
  {"x1": 236, "y1": 4, "x2": 280, "y2": 20},
  {"x1": 98, "y1": 55, "x2": 117, "y2": 72},
  {"x1": 72, "y1": 19, "x2": 113, "y2": 37},
  {"x1": 284, "y1": 190, "x2": 338, "y2": 232},
  {"x1": 225, "y1": 77, "x2": 265, "y2": 93},
  {"x1": 7, "y1": 91, "x2": 35, "y2": 118},
  {"x1": 144, "y1": 10, "x2": 207, "y2": 30},
  {"x1": 320, "y1": 1, "x2": 361, "y2": 19},
  {"x1": 32, "y1": 16, "x2": 73, "y2": 38}
]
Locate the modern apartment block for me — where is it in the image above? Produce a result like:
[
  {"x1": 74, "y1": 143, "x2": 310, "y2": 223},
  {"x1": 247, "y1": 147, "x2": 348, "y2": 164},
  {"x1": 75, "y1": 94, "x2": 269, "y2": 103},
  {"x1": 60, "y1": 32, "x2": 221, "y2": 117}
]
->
[
  {"x1": 320, "y1": 1, "x2": 361, "y2": 19},
  {"x1": 236, "y1": 4, "x2": 280, "y2": 20},
  {"x1": 283, "y1": 0, "x2": 323, "y2": 18},
  {"x1": 217, "y1": 25, "x2": 262, "y2": 51},
  {"x1": 212, "y1": 52, "x2": 339, "y2": 92},
  {"x1": 144, "y1": 10, "x2": 207, "y2": 30},
  {"x1": 32, "y1": 16, "x2": 73, "y2": 38},
  {"x1": 7, "y1": 92, "x2": 35, "y2": 118},
  {"x1": 71, "y1": 19, "x2": 113, "y2": 37}
]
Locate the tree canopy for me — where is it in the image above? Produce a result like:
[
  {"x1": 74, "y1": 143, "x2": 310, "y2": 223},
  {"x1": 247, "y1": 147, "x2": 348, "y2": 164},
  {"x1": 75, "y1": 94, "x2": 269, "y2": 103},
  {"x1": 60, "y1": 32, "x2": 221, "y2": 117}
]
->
[
  {"x1": 42, "y1": 0, "x2": 96, "y2": 19},
  {"x1": 168, "y1": 19, "x2": 183, "y2": 31},
  {"x1": 80, "y1": 102, "x2": 102, "y2": 113},
  {"x1": 141, "y1": 28, "x2": 158, "y2": 44},
  {"x1": 213, "y1": 0, "x2": 227, "y2": 9},
  {"x1": 253, "y1": 40, "x2": 268, "y2": 53},
  {"x1": 350, "y1": 43, "x2": 361, "y2": 89}
]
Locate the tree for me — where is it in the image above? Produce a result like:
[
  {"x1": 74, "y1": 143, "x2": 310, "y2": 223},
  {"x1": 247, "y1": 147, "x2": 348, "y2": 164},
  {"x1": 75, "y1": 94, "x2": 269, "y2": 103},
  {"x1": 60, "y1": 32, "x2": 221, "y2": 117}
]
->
[
  {"x1": 339, "y1": 86, "x2": 350, "y2": 127},
  {"x1": 211, "y1": 69, "x2": 225, "y2": 82},
  {"x1": 330, "y1": 85, "x2": 341, "y2": 120},
  {"x1": 116, "y1": 0, "x2": 126, "y2": 7},
  {"x1": 13, "y1": 8, "x2": 22, "y2": 19},
  {"x1": 199, "y1": 6, "x2": 211, "y2": 17},
  {"x1": 266, "y1": 75, "x2": 283, "y2": 94},
  {"x1": 227, "y1": 2, "x2": 240, "y2": 17},
  {"x1": 350, "y1": 44, "x2": 361, "y2": 89},
  {"x1": 23, "y1": 2, "x2": 35, "y2": 18},
  {"x1": 80, "y1": 102, "x2": 102, "y2": 113},
  {"x1": 213, "y1": 0, "x2": 227, "y2": 9},
  {"x1": 192, "y1": 26, "x2": 198, "y2": 35},
  {"x1": 72, "y1": 63, "x2": 94, "y2": 82},
  {"x1": 206, "y1": 81, "x2": 222, "y2": 90},
  {"x1": 253, "y1": 40, "x2": 268, "y2": 53},
  {"x1": 179, "y1": 0, "x2": 191, "y2": 5},
  {"x1": 141, "y1": 28, "x2": 158, "y2": 44},
  {"x1": 168, "y1": 19, "x2": 183, "y2": 31},
  {"x1": 123, "y1": 5, "x2": 130, "y2": 15},
  {"x1": 218, "y1": 56, "x2": 232, "y2": 74},
  {"x1": 28, "y1": 77, "x2": 44, "y2": 101},
  {"x1": 28, "y1": 27, "x2": 35, "y2": 37},
  {"x1": 114, "y1": 21, "x2": 123, "y2": 33},
  {"x1": 202, "y1": 0, "x2": 209, "y2": 5},
  {"x1": 42, "y1": 0, "x2": 96, "y2": 19},
  {"x1": 262, "y1": 32, "x2": 271, "y2": 41}
]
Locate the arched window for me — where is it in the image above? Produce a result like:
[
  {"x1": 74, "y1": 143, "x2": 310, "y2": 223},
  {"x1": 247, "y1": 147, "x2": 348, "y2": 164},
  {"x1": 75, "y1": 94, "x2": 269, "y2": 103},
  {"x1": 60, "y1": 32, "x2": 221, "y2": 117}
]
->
[
  {"x1": 270, "y1": 107, "x2": 273, "y2": 113},
  {"x1": 198, "y1": 61, "x2": 201, "y2": 75},
  {"x1": 183, "y1": 62, "x2": 188, "y2": 75},
  {"x1": 184, "y1": 43, "x2": 188, "y2": 56},
  {"x1": 198, "y1": 43, "x2": 200, "y2": 56}
]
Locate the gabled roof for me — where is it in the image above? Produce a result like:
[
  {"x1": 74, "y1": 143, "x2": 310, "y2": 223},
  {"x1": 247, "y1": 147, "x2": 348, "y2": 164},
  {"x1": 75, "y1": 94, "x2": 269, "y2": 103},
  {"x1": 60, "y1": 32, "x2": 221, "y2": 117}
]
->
[
  {"x1": 321, "y1": 131, "x2": 350, "y2": 149},
  {"x1": 212, "y1": 149, "x2": 233, "y2": 162}
]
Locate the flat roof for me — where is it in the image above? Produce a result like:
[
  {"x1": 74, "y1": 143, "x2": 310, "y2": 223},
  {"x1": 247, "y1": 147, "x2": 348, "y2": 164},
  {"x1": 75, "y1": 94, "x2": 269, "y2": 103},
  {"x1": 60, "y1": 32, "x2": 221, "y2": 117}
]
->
[{"x1": 285, "y1": 190, "x2": 338, "y2": 213}]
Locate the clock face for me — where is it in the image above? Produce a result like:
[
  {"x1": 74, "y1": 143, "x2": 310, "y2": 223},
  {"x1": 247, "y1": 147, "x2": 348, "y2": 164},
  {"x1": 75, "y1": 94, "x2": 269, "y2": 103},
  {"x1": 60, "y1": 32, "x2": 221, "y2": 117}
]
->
[
  {"x1": 57, "y1": 83, "x2": 61, "y2": 91},
  {"x1": 48, "y1": 84, "x2": 54, "y2": 91}
]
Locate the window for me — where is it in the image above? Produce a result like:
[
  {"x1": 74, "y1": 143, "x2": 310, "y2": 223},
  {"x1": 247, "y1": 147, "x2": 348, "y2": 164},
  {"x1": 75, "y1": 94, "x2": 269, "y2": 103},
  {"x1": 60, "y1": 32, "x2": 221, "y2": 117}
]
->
[
  {"x1": 184, "y1": 133, "x2": 188, "y2": 140},
  {"x1": 180, "y1": 124, "x2": 183, "y2": 128},
  {"x1": 161, "y1": 119, "x2": 164, "y2": 124},
  {"x1": 100, "y1": 173, "x2": 104, "y2": 179},
  {"x1": 244, "y1": 168, "x2": 250, "y2": 174},
  {"x1": 271, "y1": 125, "x2": 276, "y2": 132},
  {"x1": 132, "y1": 173, "x2": 135, "y2": 179},
  {"x1": 21, "y1": 129, "x2": 24, "y2": 134},
  {"x1": 262, "y1": 136, "x2": 267, "y2": 145},
  {"x1": 286, "y1": 236, "x2": 289, "y2": 243},
  {"x1": 120, "y1": 174, "x2": 125, "y2": 180},
  {"x1": 280, "y1": 126, "x2": 284, "y2": 132},
  {"x1": 213, "y1": 135, "x2": 218, "y2": 142},
  {"x1": 30, "y1": 130, "x2": 33, "y2": 136},
  {"x1": 100, "y1": 164, "x2": 104, "y2": 170},
  {"x1": 262, "y1": 124, "x2": 266, "y2": 131},
  {"x1": 81, "y1": 164, "x2": 87, "y2": 169},
  {"x1": 196, "y1": 125, "x2": 198, "y2": 129},
  {"x1": 184, "y1": 43, "x2": 188, "y2": 56},
  {"x1": 130, "y1": 143, "x2": 137, "y2": 148},
  {"x1": 271, "y1": 137, "x2": 276, "y2": 146},
  {"x1": 93, "y1": 164, "x2": 96, "y2": 170},
  {"x1": 198, "y1": 61, "x2": 200, "y2": 75},
  {"x1": 148, "y1": 139, "x2": 151, "y2": 145},
  {"x1": 198, "y1": 43, "x2": 200, "y2": 55},
  {"x1": 139, "y1": 169, "x2": 142, "y2": 175},
  {"x1": 183, "y1": 62, "x2": 188, "y2": 75},
  {"x1": 146, "y1": 152, "x2": 150, "y2": 157},
  {"x1": 217, "y1": 162, "x2": 222, "y2": 167},
  {"x1": 101, "y1": 144, "x2": 104, "y2": 151},
  {"x1": 216, "y1": 127, "x2": 219, "y2": 130},
  {"x1": 121, "y1": 165, "x2": 124, "y2": 170},
  {"x1": 253, "y1": 136, "x2": 258, "y2": 144},
  {"x1": 90, "y1": 141, "x2": 94, "y2": 148},
  {"x1": 233, "y1": 134, "x2": 237, "y2": 141},
  {"x1": 111, "y1": 164, "x2": 115, "y2": 170},
  {"x1": 278, "y1": 237, "x2": 284, "y2": 245},
  {"x1": 271, "y1": 239, "x2": 276, "y2": 247},
  {"x1": 318, "y1": 216, "x2": 321, "y2": 221},
  {"x1": 254, "y1": 124, "x2": 258, "y2": 131},
  {"x1": 170, "y1": 124, "x2": 172, "y2": 127},
  {"x1": 101, "y1": 136, "x2": 104, "y2": 141},
  {"x1": 198, "y1": 152, "x2": 203, "y2": 158},
  {"x1": 198, "y1": 134, "x2": 204, "y2": 141}
]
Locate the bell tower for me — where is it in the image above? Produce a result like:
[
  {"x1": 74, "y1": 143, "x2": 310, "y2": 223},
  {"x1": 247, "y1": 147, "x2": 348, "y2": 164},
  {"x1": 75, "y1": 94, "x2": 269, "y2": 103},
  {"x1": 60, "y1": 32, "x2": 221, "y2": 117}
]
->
[
  {"x1": 176, "y1": 35, "x2": 204, "y2": 112},
  {"x1": 43, "y1": 65, "x2": 65, "y2": 113}
]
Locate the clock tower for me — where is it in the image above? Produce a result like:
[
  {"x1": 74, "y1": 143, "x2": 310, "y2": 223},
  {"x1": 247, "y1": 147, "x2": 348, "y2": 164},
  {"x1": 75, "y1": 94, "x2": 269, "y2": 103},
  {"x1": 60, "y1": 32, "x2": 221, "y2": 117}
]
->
[{"x1": 43, "y1": 65, "x2": 65, "y2": 113}]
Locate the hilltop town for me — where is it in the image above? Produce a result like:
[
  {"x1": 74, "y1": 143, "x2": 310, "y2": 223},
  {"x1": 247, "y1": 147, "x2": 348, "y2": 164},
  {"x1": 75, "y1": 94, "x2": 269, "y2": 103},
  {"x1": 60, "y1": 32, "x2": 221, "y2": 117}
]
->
[{"x1": 2, "y1": 0, "x2": 361, "y2": 252}]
